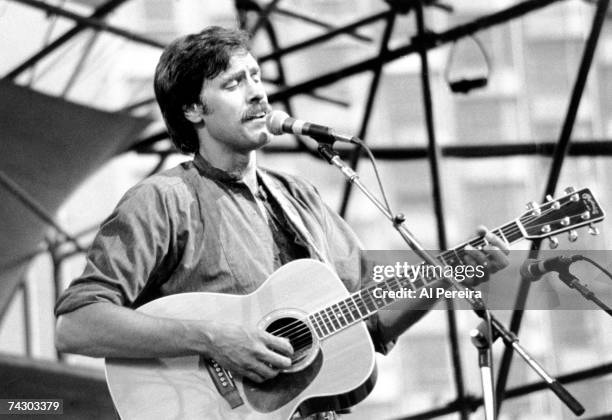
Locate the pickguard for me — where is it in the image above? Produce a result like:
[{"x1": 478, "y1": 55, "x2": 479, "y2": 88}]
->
[{"x1": 243, "y1": 350, "x2": 323, "y2": 412}]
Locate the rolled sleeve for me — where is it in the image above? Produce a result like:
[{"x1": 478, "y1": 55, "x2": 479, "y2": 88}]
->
[{"x1": 54, "y1": 182, "x2": 173, "y2": 317}]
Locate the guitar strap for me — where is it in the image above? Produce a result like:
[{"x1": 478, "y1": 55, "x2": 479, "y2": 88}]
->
[{"x1": 258, "y1": 170, "x2": 329, "y2": 265}]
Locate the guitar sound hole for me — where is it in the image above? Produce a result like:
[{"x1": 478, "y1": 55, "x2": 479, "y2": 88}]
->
[{"x1": 265, "y1": 317, "x2": 313, "y2": 364}]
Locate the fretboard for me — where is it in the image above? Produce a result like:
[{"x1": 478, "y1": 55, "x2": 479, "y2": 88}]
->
[{"x1": 308, "y1": 220, "x2": 525, "y2": 340}]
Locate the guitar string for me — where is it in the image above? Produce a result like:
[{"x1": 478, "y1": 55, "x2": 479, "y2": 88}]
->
[
  {"x1": 273, "y1": 233, "x2": 526, "y2": 342},
  {"x1": 269, "y1": 210, "x2": 579, "y2": 341},
  {"x1": 269, "y1": 225, "x2": 515, "y2": 339},
  {"x1": 268, "y1": 220, "x2": 524, "y2": 339},
  {"x1": 267, "y1": 202, "x2": 585, "y2": 340},
  {"x1": 452, "y1": 199, "x2": 583, "y2": 249},
  {"x1": 275, "y1": 220, "x2": 546, "y2": 344}
]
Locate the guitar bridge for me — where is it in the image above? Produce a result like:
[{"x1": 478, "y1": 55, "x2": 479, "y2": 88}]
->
[{"x1": 201, "y1": 357, "x2": 244, "y2": 409}]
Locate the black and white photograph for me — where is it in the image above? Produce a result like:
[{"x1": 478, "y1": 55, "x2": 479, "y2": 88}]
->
[{"x1": 1, "y1": 1, "x2": 611, "y2": 419}]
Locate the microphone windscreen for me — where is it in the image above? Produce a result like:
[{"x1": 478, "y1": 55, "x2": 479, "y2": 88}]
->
[{"x1": 266, "y1": 110, "x2": 290, "y2": 135}]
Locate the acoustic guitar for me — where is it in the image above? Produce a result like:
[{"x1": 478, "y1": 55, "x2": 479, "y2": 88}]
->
[{"x1": 105, "y1": 187, "x2": 603, "y2": 419}]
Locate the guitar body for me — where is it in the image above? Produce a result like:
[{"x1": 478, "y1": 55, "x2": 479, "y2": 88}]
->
[{"x1": 105, "y1": 259, "x2": 377, "y2": 420}]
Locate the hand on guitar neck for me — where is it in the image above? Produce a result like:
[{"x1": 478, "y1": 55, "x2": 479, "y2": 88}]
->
[
  {"x1": 462, "y1": 225, "x2": 510, "y2": 283},
  {"x1": 375, "y1": 226, "x2": 510, "y2": 344}
]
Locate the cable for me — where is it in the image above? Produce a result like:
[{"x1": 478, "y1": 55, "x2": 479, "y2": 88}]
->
[
  {"x1": 574, "y1": 255, "x2": 612, "y2": 281},
  {"x1": 351, "y1": 138, "x2": 394, "y2": 215}
]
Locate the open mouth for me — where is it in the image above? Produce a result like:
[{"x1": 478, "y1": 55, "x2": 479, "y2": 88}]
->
[{"x1": 243, "y1": 111, "x2": 267, "y2": 122}]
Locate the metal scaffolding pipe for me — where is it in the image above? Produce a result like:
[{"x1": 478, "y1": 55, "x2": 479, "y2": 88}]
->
[
  {"x1": 273, "y1": 6, "x2": 374, "y2": 43},
  {"x1": 269, "y1": 0, "x2": 563, "y2": 102},
  {"x1": 5, "y1": 0, "x2": 130, "y2": 80},
  {"x1": 394, "y1": 361, "x2": 612, "y2": 420},
  {"x1": 6, "y1": 0, "x2": 164, "y2": 49},
  {"x1": 415, "y1": 3, "x2": 469, "y2": 419},
  {"x1": 495, "y1": 0, "x2": 611, "y2": 414},
  {"x1": 259, "y1": 11, "x2": 390, "y2": 63},
  {"x1": 338, "y1": 13, "x2": 395, "y2": 216},
  {"x1": 130, "y1": 138, "x2": 612, "y2": 158}
]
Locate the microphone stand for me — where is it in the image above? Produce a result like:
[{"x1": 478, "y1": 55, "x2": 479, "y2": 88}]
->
[
  {"x1": 315, "y1": 143, "x2": 585, "y2": 417},
  {"x1": 470, "y1": 320, "x2": 496, "y2": 420},
  {"x1": 556, "y1": 266, "x2": 612, "y2": 317}
]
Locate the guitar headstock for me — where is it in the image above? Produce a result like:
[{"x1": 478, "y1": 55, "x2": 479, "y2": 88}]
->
[{"x1": 518, "y1": 187, "x2": 605, "y2": 245}]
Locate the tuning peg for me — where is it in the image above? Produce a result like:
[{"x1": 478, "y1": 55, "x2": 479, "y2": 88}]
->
[
  {"x1": 568, "y1": 229, "x2": 578, "y2": 242},
  {"x1": 589, "y1": 224, "x2": 600, "y2": 236},
  {"x1": 548, "y1": 237, "x2": 559, "y2": 249},
  {"x1": 526, "y1": 201, "x2": 541, "y2": 215},
  {"x1": 564, "y1": 186, "x2": 576, "y2": 194},
  {"x1": 546, "y1": 194, "x2": 554, "y2": 202}
]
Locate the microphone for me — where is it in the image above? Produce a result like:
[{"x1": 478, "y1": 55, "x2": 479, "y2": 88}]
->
[
  {"x1": 266, "y1": 110, "x2": 358, "y2": 144},
  {"x1": 520, "y1": 255, "x2": 581, "y2": 280}
]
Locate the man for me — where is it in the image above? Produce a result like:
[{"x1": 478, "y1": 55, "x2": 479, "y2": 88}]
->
[{"x1": 54, "y1": 26, "x2": 508, "y2": 417}]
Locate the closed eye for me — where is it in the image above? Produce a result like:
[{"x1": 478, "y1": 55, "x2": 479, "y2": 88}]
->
[{"x1": 224, "y1": 79, "x2": 239, "y2": 90}]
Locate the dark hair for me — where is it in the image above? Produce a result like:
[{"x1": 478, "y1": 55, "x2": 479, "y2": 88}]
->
[{"x1": 154, "y1": 26, "x2": 251, "y2": 154}]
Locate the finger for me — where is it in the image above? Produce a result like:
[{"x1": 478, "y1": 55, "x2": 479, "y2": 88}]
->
[
  {"x1": 485, "y1": 232, "x2": 509, "y2": 254},
  {"x1": 261, "y1": 332, "x2": 294, "y2": 357},
  {"x1": 462, "y1": 252, "x2": 478, "y2": 267},
  {"x1": 256, "y1": 346, "x2": 292, "y2": 370},
  {"x1": 241, "y1": 369, "x2": 267, "y2": 384},
  {"x1": 249, "y1": 361, "x2": 279, "y2": 380},
  {"x1": 464, "y1": 244, "x2": 488, "y2": 267},
  {"x1": 483, "y1": 245, "x2": 509, "y2": 272},
  {"x1": 477, "y1": 225, "x2": 509, "y2": 254}
]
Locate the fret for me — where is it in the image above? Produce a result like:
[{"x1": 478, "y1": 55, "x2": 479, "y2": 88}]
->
[
  {"x1": 438, "y1": 253, "x2": 449, "y2": 267},
  {"x1": 316, "y1": 311, "x2": 331, "y2": 336},
  {"x1": 398, "y1": 275, "x2": 416, "y2": 291},
  {"x1": 495, "y1": 227, "x2": 510, "y2": 246},
  {"x1": 362, "y1": 290, "x2": 378, "y2": 313},
  {"x1": 325, "y1": 307, "x2": 340, "y2": 331},
  {"x1": 350, "y1": 294, "x2": 365, "y2": 319},
  {"x1": 421, "y1": 272, "x2": 434, "y2": 286},
  {"x1": 324, "y1": 309, "x2": 337, "y2": 333},
  {"x1": 440, "y1": 251, "x2": 460, "y2": 267},
  {"x1": 309, "y1": 315, "x2": 324, "y2": 338},
  {"x1": 389, "y1": 276, "x2": 402, "y2": 292},
  {"x1": 332, "y1": 303, "x2": 348, "y2": 327},
  {"x1": 440, "y1": 251, "x2": 453, "y2": 265},
  {"x1": 339, "y1": 299, "x2": 356, "y2": 323},
  {"x1": 354, "y1": 291, "x2": 368, "y2": 317},
  {"x1": 453, "y1": 249, "x2": 463, "y2": 264},
  {"x1": 503, "y1": 221, "x2": 522, "y2": 242},
  {"x1": 374, "y1": 283, "x2": 390, "y2": 307},
  {"x1": 412, "y1": 277, "x2": 424, "y2": 289}
]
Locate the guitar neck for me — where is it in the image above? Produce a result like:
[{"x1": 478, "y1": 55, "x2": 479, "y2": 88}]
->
[{"x1": 307, "y1": 219, "x2": 525, "y2": 340}]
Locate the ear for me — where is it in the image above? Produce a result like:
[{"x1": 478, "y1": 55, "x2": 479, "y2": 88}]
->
[{"x1": 183, "y1": 103, "x2": 204, "y2": 123}]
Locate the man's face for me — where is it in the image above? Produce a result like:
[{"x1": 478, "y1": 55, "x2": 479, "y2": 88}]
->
[{"x1": 196, "y1": 51, "x2": 271, "y2": 154}]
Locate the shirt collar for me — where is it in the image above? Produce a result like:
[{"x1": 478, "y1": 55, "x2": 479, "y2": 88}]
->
[{"x1": 193, "y1": 153, "x2": 251, "y2": 183}]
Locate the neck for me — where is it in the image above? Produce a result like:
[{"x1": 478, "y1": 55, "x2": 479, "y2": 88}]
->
[{"x1": 197, "y1": 143, "x2": 258, "y2": 192}]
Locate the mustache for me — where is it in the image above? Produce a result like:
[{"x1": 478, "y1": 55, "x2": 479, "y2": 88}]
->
[{"x1": 241, "y1": 102, "x2": 271, "y2": 121}]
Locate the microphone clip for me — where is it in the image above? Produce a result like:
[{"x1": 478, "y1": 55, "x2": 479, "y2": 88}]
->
[{"x1": 310, "y1": 133, "x2": 339, "y2": 146}]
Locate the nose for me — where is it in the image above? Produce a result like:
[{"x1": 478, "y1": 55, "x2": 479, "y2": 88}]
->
[{"x1": 246, "y1": 77, "x2": 265, "y2": 104}]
